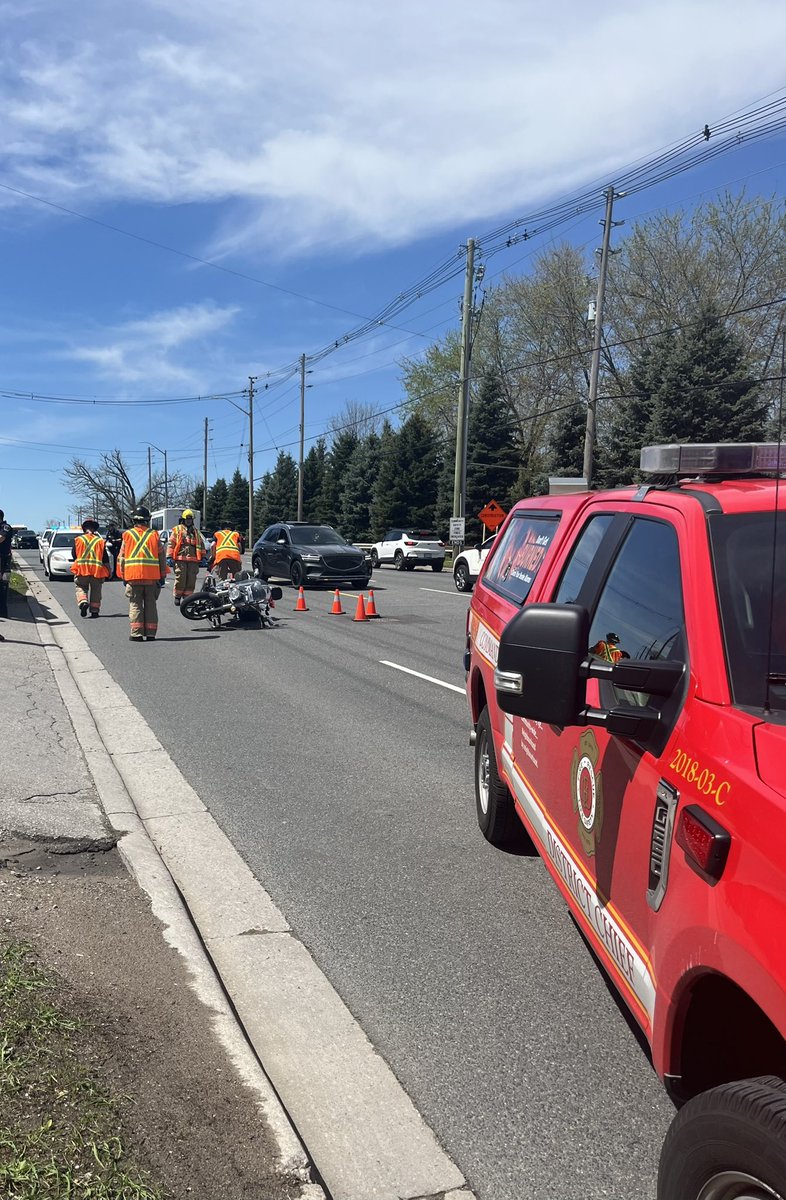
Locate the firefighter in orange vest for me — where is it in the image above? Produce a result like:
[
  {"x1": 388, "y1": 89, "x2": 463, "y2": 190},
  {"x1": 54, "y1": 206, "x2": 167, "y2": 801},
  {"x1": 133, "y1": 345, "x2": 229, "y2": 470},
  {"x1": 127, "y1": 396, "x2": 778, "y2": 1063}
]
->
[
  {"x1": 209, "y1": 526, "x2": 243, "y2": 580},
  {"x1": 168, "y1": 509, "x2": 205, "y2": 607},
  {"x1": 590, "y1": 632, "x2": 625, "y2": 663},
  {"x1": 70, "y1": 518, "x2": 110, "y2": 618},
  {"x1": 117, "y1": 506, "x2": 167, "y2": 642}
]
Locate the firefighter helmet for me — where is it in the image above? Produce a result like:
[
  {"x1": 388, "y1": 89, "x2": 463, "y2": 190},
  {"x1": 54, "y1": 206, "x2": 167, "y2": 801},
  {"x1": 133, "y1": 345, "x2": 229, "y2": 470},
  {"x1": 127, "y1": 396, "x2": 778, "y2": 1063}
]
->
[
  {"x1": 131, "y1": 505, "x2": 151, "y2": 524},
  {"x1": 606, "y1": 632, "x2": 621, "y2": 644},
  {"x1": 181, "y1": 508, "x2": 194, "y2": 521}
]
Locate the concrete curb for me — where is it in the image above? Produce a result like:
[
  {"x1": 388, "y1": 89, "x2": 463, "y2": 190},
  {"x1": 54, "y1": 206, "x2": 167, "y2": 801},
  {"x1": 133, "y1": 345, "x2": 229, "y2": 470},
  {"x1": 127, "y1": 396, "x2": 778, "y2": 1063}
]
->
[
  {"x1": 18, "y1": 565, "x2": 477, "y2": 1200},
  {"x1": 19, "y1": 569, "x2": 319, "y2": 1198}
]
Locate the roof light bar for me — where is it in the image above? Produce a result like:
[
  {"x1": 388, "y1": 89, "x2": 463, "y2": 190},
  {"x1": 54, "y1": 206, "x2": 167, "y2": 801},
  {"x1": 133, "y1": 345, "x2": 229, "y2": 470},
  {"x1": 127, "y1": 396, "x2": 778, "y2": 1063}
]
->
[{"x1": 640, "y1": 443, "x2": 786, "y2": 476}]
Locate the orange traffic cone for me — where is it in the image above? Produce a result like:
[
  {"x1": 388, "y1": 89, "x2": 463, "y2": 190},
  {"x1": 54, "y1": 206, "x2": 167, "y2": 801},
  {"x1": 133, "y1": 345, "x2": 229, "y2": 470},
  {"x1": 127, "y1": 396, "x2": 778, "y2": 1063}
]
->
[
  {"x1": 353, "y1": 593, "x2": 368, "y2": 622},
  {"x1": 330, "y1": 589, "x2": 344, "y2": 615},
  {"x1": 294, "y1": 586, "x2": 309, "y2": 611},
  {"x1": 365, "y1": 589, "x2": 380, "y2": 618}
]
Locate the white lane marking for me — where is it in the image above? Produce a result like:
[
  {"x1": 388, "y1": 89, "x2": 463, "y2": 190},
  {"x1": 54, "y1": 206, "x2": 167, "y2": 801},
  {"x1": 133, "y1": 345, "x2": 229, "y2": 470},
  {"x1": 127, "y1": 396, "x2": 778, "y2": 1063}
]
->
[
  {"x1": 380, "y1": 660, "x2": 465, "y2": 695},
  {"x1": 419, "y1": 587, "x2": 467, "y2": 596}
]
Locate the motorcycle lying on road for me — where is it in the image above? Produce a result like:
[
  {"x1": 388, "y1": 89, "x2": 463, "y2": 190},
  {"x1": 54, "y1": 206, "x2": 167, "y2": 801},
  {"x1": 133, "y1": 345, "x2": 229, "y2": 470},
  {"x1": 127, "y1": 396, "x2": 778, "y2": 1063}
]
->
[{"x1": 179, "y1": 571, "x2": 282, "y2": 629}]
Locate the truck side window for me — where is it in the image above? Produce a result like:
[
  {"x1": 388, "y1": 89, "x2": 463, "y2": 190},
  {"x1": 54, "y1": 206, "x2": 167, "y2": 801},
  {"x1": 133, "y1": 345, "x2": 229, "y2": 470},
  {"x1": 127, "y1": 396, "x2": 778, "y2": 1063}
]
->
[
  {"x1": 554, "y1": 515, "x2": 615, "y2": 604},
  {"x1": 483, "y1": 513, "x2": 560, "y2": 604},
  {"x1": 589, "y1": 518, "x2": 686, "y2": 709}
]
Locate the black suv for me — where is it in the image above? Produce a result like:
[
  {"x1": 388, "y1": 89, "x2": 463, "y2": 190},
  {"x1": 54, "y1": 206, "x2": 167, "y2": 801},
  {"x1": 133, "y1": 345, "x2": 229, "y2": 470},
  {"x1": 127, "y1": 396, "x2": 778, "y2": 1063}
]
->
[{"x1": 251, "y1": 523, "x2": 372, "y2": 588}]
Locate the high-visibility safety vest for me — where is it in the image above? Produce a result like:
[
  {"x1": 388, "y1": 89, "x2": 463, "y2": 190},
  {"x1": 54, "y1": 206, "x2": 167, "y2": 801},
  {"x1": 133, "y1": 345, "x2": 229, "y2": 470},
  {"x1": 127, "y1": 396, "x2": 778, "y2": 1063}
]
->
[
  {"x1": 121, "y1": 526, "x2": 162, "y2": 582},
  {"x1": 214, "y1": 529, "x2": 242, "y2": 562},
  {"x1": 71, "y1": 533, "x2": 110, "y2": 579},
  {"x1": 169, "y1": 523, "x2": 204, "y2": 562}
]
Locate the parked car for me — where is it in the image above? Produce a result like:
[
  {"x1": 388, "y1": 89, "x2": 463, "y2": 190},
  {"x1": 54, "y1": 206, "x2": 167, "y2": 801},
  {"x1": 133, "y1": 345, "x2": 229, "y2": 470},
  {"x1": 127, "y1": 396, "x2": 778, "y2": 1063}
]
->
[
  {"x1": 44, "y1": 530, "x2": 78, "y2": 579},
  {"x1": 11, "y1": 529, "x2": 38, "y2": 549},
  {"x1": 251, "y1": 523, "x2": 372, "y2": 588},
  {"x1": 38, "y1": 528, "x2": 55, "y2": 563},
  {"x1": 370, "y1": 529, "x2": 445, "y2": 571},
  {"x1": 452, "y1": 534, "x2": 497, "y2": 592}
]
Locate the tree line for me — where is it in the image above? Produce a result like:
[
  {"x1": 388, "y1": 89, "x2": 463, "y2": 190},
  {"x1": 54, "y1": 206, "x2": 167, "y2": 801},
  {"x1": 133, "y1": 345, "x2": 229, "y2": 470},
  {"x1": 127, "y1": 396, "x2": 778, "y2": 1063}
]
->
[{"x1": 63, "y1": 190, "x2": 785, "y2": 542}]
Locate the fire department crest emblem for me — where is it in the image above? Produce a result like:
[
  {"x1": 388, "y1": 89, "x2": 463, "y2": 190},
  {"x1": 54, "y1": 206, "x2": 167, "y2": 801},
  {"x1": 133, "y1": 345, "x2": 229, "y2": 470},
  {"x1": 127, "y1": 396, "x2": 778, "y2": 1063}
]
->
[{"x1": 571, "y1": 730, "x2": 604, "y2": 856}]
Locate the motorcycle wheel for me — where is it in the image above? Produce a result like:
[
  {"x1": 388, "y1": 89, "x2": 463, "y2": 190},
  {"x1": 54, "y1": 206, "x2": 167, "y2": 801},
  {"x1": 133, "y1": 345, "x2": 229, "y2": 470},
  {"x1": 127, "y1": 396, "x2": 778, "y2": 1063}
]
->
[{"x1": 181, "y1": 592, "x2": 222, "y2": 621}]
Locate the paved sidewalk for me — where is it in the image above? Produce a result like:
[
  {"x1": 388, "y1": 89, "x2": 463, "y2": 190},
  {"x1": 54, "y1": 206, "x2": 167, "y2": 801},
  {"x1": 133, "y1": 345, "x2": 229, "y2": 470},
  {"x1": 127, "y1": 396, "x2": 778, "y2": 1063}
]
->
[{"x1": 0, "y1": 589, "x2": 319, "y2": 1200}]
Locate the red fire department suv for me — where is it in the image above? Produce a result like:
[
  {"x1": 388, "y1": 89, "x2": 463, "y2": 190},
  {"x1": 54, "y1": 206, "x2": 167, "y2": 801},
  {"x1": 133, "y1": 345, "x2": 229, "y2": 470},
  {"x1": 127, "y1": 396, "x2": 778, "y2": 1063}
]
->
[{"x1": 466, "y1": 443, "x2": 786, "y2": 1199}]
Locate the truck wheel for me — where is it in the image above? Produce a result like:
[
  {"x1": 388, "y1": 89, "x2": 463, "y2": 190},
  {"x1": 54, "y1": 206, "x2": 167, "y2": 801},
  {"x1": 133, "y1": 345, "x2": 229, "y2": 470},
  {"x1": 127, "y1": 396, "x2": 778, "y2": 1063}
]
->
[
  {"x1": 474, "y1": 708, "x2": 528, "y2": 850},
  {"x1": 658, "y1": 1077, "x2": 786, "y2": 1199}
]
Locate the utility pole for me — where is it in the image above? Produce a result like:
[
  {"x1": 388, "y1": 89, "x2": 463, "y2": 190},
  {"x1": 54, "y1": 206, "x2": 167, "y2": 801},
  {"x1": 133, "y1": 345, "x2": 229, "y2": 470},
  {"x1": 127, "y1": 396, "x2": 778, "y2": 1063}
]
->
[
  {"x1": 247, "y1": 376, "x2": 254, "y2": 549},
  {"x1": 147, "y1": 447, "x2": 153, "y2": 503},
  {"x1": 163, "y1": 450, "x2": 169, "y2": 509},
  {"x1": 297, "y1": 353, "x2": 306, "y2": 521},
  {"x1": 453, "y1": 237, "x2": 475, "y2": 542},
  {"x1": 583, "y1": 186, "x2": 624, "y2": 488},
  {"x1": 203, "y1": 417, "x2": 209, "y2": 527}
]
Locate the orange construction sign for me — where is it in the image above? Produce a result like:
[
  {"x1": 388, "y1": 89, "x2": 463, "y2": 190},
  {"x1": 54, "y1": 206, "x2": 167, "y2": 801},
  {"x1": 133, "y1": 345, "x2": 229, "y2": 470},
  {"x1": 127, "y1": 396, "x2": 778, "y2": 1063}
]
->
[{"x1": 477, "y1": 500, "x2": 507, "y2": 531}]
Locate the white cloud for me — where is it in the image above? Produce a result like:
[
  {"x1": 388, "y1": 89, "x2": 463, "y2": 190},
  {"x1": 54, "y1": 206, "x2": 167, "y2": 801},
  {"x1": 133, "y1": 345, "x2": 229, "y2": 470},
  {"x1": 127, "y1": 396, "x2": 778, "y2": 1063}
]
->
[
  {"x1": 66, "y1": 302, "x2": 239, "y2": 386},
  {"x1": 1, "y1": 0, "x2": 785, "y2": 253}
]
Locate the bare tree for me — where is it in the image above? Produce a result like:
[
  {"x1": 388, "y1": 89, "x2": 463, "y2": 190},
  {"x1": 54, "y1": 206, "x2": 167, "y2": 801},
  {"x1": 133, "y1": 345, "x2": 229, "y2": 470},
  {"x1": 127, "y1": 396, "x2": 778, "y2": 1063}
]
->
[
  {"x1": 62, "y1": 449, "x2": 195, "y2": 526},
  {"x1": 327, "y1": 398, "x2": 384, "y2": 440}
]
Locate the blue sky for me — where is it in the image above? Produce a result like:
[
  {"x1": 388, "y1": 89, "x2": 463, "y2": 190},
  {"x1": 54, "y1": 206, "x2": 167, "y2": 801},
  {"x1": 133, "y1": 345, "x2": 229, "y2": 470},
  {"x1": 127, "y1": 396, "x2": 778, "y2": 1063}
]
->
[{"x1": 2, "y1": 0, "x2": 786, "y2": 528}]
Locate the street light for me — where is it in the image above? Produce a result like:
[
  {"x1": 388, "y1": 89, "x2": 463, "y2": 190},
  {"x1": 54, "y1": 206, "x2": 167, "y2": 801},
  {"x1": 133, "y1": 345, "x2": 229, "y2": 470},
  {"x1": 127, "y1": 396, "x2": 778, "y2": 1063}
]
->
[{"x1": 142, "y1": 442, "x2": 168, "y2": 508}]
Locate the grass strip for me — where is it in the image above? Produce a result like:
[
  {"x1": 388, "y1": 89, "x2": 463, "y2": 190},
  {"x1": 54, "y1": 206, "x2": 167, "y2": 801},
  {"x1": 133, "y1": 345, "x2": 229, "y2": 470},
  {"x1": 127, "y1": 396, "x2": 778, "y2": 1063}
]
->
[
  {"x1": 9, "y1": 569, "x2": 28, "y2": 596},
  {"x1": 0, "y1": 939, "x2": 167, "y2": 1200}
]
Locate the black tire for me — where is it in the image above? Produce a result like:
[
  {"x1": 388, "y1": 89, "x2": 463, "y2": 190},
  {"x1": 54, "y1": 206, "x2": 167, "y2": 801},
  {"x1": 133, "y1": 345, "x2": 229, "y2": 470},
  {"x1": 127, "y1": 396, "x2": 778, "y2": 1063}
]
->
[
  {"x1": 252, "y1": 556, "x2": 267, "y2": 581},
  {"x1": 431, "y1": 562, "x2": 443, "y2": 573},
  {"x1": 454, "y1": 561, "x2": 472, "y2": 592},
  {"x1": 474, "y1": 708, "x2": 528, "y2": 849},
  {"x1": 370, "y1": 550, "x2": 380, "y2": 569},
  {"x1": 658, "y1": 1077, "x2": 786, "y2": 1200},
  {"x1": 394, "y1": 550, "x2": 405, "y2": 571},
  {"x1": 181, "y1": 592, "x2": 222, "y2": 621},
  {"x1": 290, "y1": 560, "x2": 305, "y2": 589}
]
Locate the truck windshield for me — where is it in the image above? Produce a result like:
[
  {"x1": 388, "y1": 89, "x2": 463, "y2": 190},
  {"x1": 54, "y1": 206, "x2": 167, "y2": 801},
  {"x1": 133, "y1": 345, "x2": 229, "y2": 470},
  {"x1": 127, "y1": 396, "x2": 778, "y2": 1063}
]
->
[{"x1": 709, "y1": 511, "x2": 786, "y2": 712}]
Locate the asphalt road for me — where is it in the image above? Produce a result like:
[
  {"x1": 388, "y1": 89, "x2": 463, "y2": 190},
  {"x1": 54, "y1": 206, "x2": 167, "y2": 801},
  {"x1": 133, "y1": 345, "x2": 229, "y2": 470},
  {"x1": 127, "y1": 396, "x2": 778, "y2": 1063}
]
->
[{"x1": 22, "y1": 552, "x2": 675, "y2": 1200}]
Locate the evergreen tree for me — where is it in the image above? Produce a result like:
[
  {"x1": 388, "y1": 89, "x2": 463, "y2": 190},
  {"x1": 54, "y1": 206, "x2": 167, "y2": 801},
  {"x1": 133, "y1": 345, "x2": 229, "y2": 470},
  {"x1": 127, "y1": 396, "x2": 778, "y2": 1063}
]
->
[
  {"x1": 205, "y1": 478, "x2": 228, "y2": 531},
  {"x1": 370, "y1": 421, "x2": 400, "y2": 536},
  {"x1": 370, "y1": 413, "x2": 439, "y2": 534},
  {"x1": 190, "y1": 482, "x2": 205, "y2": 523},
  {"x1": 254, "y1": 452, "x2": 298, "y2": 528},
  {"x1": 302, "y1": 438, "x2": 328, "y2": 522},
  {"x1": 465, "y1": 372, "x2": 521, "y2": 539},
  {"x1": 549, "y1": 398, "x2": 586, "y2": 479},
  {"x1": 598, "y1": 306, "x2": 767, "y2": 487},
  {"x1": 648, "y1": 306, "x2": 767, "y2": 444},
  {"x1": 222, "y1": 468, "x2": 249, "y2": 535},
  {"x1": 321, "y1": 430, "x2": 359, "y2": 525},
  {"x1": 253, "y1": 471, "x2": 273, "y2": 532},
  {"x1": 339, "y1": 432, "x2": 380, "y2": 541}
]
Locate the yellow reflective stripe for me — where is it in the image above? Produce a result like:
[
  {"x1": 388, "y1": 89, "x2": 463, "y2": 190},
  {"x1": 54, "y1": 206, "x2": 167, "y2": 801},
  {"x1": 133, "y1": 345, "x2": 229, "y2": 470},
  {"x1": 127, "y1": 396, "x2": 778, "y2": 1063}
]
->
[
  {"x1": 216, "y1": 530, "x2": 239, "y2": 552},
  {"x1": 125, "y1": 529, "x2": 158, "y2": 564},
  {"x1": 77, "y1": 534, "x2": 104, "y2": 565}
]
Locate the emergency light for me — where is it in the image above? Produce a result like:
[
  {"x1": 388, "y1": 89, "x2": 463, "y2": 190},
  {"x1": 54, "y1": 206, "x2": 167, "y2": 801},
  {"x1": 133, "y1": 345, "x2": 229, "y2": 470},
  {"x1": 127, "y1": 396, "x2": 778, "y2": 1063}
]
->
[{"x1": 640, "y1": 443, "x2": 786, "y2": 476}]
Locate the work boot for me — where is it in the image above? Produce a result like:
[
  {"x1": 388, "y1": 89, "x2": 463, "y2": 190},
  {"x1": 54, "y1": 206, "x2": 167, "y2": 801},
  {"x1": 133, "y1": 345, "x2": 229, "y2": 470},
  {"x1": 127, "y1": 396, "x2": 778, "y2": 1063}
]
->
[
  {"x1": 129, "y1": 635, "x2": 143, "y2": 642},
  {"x1": 146, "y1": 636, "x2": 156, "y2": 641},
  {"x1": 174, "y1": 597, "x2": 181, "y2": 607},
  {"x1": 89, "y1": 611, "x2": 99, "y2": 618},
  {"x1": 79, "y1": 601, "x2": 89, "y2": 618}
]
